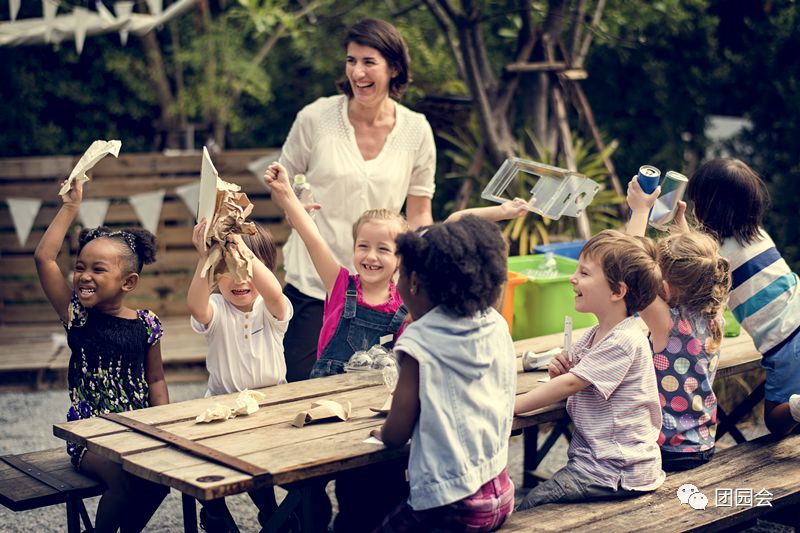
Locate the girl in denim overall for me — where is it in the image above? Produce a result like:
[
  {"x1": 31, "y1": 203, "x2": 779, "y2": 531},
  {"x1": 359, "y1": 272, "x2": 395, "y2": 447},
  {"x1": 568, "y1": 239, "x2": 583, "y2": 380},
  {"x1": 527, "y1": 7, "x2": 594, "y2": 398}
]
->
[{"x1": 267, "y1": 162, "x2": 410, "y2": 531}]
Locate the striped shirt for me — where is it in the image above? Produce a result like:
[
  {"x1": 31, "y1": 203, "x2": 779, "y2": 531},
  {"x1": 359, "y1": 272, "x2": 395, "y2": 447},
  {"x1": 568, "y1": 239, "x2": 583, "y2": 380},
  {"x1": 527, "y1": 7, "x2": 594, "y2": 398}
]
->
[
  {"x1": 721, "y1": 230, "x2": 800, "y2": 354},
  {"x1": 567, "y1": 317, "x2": 665, "y2": 491}
]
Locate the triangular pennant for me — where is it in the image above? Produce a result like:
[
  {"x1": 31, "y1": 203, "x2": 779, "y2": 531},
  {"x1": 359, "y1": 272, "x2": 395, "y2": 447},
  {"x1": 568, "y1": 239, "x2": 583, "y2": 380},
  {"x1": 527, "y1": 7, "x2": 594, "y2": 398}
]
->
[
  {"x1": 175, "y1": 182, "x2": 201, "y2": 218},
  {"x1": 6, "y1": 198, "x2": 42, "y2": 247},
  {"x1": 145, "y1": 0, "x2": 163, "y2": 16},
  {"x1": 9, "y1": 0, "x2": 20, "y2": 21},
  {"x1": 43, "y1": 0, "x2": 59, "y2": 43},
  {"x1": 114, "y1": 1, "x2": 134, "y2": 46},
  {"x1": 129, "y1": 190, "x2": 165, "y2": 235},
  {"x1": 95, "y1": 0, "x2": 115, "y2": 23},
  {"x1": 73, "y1": 6, "x2": 90, "y2": 54},
  {"x1": 78, "y1": 199, "x2": 110, "y2": 229}
]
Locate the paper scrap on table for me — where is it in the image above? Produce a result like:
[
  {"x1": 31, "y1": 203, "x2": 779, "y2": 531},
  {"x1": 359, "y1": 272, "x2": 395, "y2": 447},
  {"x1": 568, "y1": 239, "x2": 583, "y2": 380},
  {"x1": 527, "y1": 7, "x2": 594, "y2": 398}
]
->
[
  {"x1": 59, "y1": 140, "x2": 122, "y2": 195},
  {"x1": 292, "y1": 399, "x2": 352, "y2": 428},
  {"x1": 368, "y1": 394, "x2": 393, "y2": 415},
  {"x1": 363, "y1": 436, "x2": 384, "y2": 445},
  {"x1": 197, "y1": 148, "x2": 258, "y2": 285},
  {"x1": 195, "y1": 389, "x2": 267, "y2": 423},
  {"x1": 537, "y1": 376, "x2": 551, "y2": 383}
]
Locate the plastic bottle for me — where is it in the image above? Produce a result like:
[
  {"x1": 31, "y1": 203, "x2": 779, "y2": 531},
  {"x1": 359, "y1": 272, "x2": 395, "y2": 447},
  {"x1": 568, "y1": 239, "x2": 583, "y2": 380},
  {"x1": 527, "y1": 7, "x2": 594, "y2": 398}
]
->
[{"x1": 292, "y1": 174, "x2": 316, "y2": 217}]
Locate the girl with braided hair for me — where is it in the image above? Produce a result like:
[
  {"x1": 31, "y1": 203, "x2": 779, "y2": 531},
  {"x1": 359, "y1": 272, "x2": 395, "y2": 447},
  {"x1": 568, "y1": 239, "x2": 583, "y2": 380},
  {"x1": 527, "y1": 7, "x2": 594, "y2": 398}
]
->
[
  {"x1": 34, "y1": 178, "x2": 169, "y2": 532},
  {"x1": 627, "y1": 177, "x2": 732, "y2": 471}
]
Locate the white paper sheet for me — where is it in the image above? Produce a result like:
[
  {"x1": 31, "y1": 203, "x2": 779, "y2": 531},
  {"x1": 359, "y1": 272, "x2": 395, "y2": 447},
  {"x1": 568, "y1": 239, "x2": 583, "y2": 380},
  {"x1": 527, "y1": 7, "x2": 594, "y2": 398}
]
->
[{"x1": 59, "y1": 140, "x2": 122, "y2": 195}]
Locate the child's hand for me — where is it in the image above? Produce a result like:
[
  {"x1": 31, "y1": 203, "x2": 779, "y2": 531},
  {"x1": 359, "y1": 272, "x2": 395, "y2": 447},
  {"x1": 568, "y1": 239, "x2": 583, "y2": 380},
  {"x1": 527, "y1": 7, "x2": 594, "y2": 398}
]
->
[
  {"x1": 547, "y1": 350, "x2": 573, "y2": 378},
  {"x1": 192, "y1": 219, "x2": 209, "y2": 257},
  {"x1": 626, "y1": 176, "x2": 660, "y2": 212},
  {"x1": 264, "y1": 162, "x2": 292, "y2": 202},
  {"x1": 370, "y1": 427, "x2": 383, "y2": 441},
  {"x1": 59, "y1": 177, "x2": 83, "y2": 209},
  {"x1": 500, "y1": 198, "x2": 528, "y2": 220},
  {"x1": 670, "y1": 201, "x2": 690, "y2": 234}
]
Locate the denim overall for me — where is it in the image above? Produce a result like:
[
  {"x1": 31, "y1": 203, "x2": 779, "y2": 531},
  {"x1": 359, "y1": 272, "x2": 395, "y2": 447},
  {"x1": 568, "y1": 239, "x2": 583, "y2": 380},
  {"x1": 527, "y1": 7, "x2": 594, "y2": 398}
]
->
[{"x1": 310, "y1": 276, "x2": 407, "y2": 378}]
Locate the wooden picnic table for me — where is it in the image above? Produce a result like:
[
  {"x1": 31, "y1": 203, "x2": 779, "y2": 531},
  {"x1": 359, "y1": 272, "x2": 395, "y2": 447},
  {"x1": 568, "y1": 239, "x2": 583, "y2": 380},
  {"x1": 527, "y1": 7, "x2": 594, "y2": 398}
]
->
[{"x1": 52, "y1": 324, "x2": 763, "y2": 531}]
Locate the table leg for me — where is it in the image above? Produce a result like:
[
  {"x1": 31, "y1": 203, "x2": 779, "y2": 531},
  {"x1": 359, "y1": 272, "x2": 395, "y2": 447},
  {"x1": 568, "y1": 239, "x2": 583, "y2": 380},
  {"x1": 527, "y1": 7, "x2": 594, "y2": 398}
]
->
[
  {"x1": 65, "y1": 498, "x2": 80, "y2": 533},
  {"x1": 182, "y1": 493, "x2": 198, "y2": 533},
  {"x1": 523, "y1": 419, "x2": 573, "y2": 488},
  {"x1": 716, "y1": 380, "x2": 766, "y2": 444},
  {"x1": 261, "y1": 488, "x2": 302, "y2": 533}
]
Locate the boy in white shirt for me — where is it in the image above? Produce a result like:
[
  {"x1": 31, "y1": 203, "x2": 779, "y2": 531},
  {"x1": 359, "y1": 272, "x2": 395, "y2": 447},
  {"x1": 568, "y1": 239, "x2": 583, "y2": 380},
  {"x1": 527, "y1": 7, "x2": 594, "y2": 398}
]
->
[{"x1": 187, "y1": 220, "x2": 292, "y2": 530}]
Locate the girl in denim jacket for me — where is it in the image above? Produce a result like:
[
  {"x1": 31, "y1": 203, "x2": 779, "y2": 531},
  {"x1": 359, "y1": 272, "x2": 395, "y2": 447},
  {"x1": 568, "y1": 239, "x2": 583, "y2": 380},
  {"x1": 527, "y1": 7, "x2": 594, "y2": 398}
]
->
[{"x1": 372, "y1": 216, "x2": 517, "y2": 532}]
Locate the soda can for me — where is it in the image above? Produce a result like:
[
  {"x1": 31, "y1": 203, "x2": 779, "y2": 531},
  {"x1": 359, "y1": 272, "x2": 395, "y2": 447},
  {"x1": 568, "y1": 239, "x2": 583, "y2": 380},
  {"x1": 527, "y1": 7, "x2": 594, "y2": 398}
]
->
[
  {"x1": 637, "y1": 165, "x2": 661, "y2": 194},
  {"x1": 649, "y1": 170, "x2": 689, "y2": 230}
]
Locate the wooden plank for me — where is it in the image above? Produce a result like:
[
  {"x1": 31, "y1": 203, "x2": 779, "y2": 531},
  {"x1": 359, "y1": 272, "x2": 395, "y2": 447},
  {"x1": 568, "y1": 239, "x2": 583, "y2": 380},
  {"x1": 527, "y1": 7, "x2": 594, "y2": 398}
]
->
[
  {"x1": 0, "y1": 448, "x2": 105, "y2": 511},
  {"x1": 502, "y1": 433, "x2": 800, "y2": 532},
  {"x1": 505, "y1": 61, "x2": 567, "y2": 72}
]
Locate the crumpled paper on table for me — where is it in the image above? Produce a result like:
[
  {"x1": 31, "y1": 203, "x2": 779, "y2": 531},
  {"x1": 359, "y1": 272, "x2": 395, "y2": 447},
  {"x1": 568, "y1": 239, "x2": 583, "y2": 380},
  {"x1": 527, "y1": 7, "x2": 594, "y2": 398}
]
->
[
  {"x1": 369, "y1": 394, "x2": 393, "y2": 415},
  {"x1": 200, "y1": 178, "x2": 258, "y2": 286},
  {"x1": 195, "y1": 389, "x2": 267, "y2": 423},
  {"x1": 59, "y1": 140, "x2": 122, "y2": 195},
  {"x1": 292, "y1": 400, "x2": 352, "y2": 428}
]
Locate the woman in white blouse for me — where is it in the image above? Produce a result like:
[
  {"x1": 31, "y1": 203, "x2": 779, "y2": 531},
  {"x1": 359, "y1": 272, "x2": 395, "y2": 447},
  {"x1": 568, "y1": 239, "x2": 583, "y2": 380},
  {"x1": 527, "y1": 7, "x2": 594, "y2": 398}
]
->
[{"x1": 277, "y1": 18, "x2": 436, "y2": 383}]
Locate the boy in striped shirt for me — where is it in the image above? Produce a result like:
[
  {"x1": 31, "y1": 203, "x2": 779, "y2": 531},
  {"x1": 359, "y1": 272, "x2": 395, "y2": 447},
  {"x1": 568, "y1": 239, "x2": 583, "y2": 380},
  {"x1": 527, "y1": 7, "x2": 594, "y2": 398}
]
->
[{"x1": 515, "y1": 230, "x2": 665, "y2": 508}]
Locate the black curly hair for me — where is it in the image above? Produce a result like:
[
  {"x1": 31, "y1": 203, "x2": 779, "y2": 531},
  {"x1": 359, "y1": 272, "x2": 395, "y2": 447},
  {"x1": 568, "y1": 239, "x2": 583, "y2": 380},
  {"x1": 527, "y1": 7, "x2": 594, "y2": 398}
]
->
[
  {"x1": 78, "y1": 226, "x2": 158, "y2": 274},
  {"x1": 395, "y1": 215, "x2": 508, "y2": 317}
]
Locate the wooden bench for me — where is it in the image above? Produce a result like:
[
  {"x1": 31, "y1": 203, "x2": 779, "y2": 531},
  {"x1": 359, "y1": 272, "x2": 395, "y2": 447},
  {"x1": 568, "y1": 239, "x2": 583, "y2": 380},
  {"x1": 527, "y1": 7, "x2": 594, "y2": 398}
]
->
[
  {"x1": 0, "y1": 448, "x2": 106, "y2": 533},
  {"x1": 503, "y1": 432, "x2": 800, "y2": 532}
]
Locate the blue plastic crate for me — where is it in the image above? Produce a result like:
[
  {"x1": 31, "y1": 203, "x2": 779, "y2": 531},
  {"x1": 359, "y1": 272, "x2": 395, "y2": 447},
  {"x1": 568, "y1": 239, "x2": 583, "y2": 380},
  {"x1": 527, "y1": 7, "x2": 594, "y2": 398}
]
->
[{"x1": 533, "y1": 240, "x2": 586, "y2": 260}]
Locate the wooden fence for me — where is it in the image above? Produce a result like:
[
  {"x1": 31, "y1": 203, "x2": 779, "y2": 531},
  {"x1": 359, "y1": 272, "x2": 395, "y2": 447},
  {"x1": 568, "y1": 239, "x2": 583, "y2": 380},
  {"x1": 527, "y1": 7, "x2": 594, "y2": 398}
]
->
[{"x1": 0, "y1": 149, "x2": 290, "y2": 325}]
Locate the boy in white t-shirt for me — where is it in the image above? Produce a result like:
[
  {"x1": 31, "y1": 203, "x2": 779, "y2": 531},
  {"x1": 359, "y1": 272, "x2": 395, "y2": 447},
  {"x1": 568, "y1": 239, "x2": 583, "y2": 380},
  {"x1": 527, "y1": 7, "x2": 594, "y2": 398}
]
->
[{"x1": 187, "y1": 220, "x2": 292, "y2": 531}]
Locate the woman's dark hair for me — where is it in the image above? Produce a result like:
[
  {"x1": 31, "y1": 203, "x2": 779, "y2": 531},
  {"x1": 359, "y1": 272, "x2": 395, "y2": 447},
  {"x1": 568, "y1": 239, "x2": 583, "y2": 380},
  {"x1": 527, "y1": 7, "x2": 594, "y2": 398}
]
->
[
  {"x1": 77, "y1": 226, "x2": 158, "y2": 274},
  {"x1": 241, "y1": 223, "x2": 277, "y2": 271},
  {"x1": 686, "y1": 158, "x2": 769, "y2": 246},
  {"x1": 336, "y1": 18, "x2": 411, "y2": 99},
  {"x1": 395, "y1": 216, "x2": 507, "y2": 317}
]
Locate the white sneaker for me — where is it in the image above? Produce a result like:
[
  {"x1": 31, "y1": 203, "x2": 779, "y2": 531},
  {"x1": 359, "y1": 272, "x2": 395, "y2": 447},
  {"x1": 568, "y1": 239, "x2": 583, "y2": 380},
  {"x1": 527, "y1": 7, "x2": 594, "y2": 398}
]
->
[{"x1": 790, "y1": 394, "x2": 800, "y2": 423}]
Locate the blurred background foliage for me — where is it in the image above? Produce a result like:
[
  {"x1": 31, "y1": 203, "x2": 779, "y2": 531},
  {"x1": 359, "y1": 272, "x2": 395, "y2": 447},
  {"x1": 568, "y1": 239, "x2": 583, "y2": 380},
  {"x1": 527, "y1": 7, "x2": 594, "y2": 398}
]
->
[{"x1": 0, "y1": 0, "x2": 798, "y2": 268}]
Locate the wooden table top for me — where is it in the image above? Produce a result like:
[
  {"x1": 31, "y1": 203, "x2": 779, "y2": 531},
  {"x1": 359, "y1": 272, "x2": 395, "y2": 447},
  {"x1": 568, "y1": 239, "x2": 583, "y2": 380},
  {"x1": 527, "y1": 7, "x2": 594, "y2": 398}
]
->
[{"x1": 53, "y1": 326, "x2": 761, "y2": 501}]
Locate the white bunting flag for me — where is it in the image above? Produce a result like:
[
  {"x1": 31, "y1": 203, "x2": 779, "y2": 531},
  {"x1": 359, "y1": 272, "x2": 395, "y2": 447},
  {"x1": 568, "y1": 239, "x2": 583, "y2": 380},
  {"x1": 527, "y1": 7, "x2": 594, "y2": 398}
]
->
[
  {"x1": 114, "y1": 1, "x2": 135, "y2": 45},
  {"x1": 73, "y1": 6, "x2": 89, "y2": 54},
  {"x1": 6, "y1": 198, "x2": 42, "y2": 247},
  {"x1": 175, "y1": 182, "x2": 201, "y2": 218},
  {"x1": 129, "y1": 190, "x2": 165, "y2": 235},
  {"x1": 9, "y1": 0, "x2": 20, "y2": 21},
  {"x1": 78, "y1": 199, "x2": 110, "y2": 229},
  {"x1": 145, "y1": 0, "x2": 163, "y2": 16}
]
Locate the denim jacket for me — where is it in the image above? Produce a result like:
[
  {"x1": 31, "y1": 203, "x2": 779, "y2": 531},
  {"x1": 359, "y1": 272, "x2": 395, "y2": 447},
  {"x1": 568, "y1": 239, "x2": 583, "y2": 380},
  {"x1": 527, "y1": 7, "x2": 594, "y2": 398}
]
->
[{"x1": 394, "y1": 306, "x2": 517, "y2": 510}]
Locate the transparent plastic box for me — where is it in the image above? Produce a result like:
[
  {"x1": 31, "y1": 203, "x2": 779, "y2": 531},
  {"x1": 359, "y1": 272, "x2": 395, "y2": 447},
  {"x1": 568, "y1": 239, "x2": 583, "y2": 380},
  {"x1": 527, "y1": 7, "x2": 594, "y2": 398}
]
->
[{"x1": 481, "y1": 158, "x2": 600, "y2": 220}]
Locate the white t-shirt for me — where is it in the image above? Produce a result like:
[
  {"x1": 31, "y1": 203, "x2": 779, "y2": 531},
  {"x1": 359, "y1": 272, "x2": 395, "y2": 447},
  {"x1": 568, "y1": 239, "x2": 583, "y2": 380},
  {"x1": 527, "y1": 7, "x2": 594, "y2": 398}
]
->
[
  {"x1": 191, "y1": 293, "x2": 292, "y2": 396},
  {"x1": 279, "y1": 94, "x2": 436, "y2": 300}
]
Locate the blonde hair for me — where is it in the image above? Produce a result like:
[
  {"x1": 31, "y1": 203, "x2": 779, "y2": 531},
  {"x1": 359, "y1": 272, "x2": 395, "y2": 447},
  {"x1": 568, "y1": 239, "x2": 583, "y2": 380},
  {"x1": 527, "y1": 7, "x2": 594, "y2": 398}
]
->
[
  {"x1": 580, "y1": 229, "x2": 662, "y2": 316},
  {"x1": 658, "y1": 232, "x2": 732, "y2": 351},
  {"x1": 351, "y1": 209, "x2": 409, "y2": 242}
]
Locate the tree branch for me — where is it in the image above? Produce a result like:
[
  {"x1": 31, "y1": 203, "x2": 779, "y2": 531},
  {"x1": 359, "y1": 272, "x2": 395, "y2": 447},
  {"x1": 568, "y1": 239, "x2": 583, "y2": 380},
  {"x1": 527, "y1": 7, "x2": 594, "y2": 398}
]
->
[{"x1": 575, "y1": 0, "x2": 606, "y2": 68}]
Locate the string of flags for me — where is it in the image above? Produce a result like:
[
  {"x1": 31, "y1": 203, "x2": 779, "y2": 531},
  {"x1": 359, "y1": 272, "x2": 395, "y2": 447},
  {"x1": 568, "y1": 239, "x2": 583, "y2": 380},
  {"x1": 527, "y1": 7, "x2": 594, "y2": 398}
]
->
[
  {"x1": 5, "y1": 181, "x2": 201, "y2": 247},
  {"x1": 0, "y1": 0, "x2": 197, "y2": 54}
]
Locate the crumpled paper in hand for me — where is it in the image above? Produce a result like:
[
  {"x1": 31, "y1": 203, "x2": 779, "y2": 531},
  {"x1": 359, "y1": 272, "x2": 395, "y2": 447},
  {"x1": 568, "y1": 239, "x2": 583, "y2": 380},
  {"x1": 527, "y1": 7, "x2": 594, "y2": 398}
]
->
[
  {"x1": 59, "y1": 140, "x2": 122, "y2": 195},
  {"x1": 195, "y1": 389, "x2": 267, "y2": 423},
  {"x1": 199, "y1": 178, "x2": 258, "y2": 285},
  {"x1": 292, "y1": 400, "x2": 352, "y2": 428}
]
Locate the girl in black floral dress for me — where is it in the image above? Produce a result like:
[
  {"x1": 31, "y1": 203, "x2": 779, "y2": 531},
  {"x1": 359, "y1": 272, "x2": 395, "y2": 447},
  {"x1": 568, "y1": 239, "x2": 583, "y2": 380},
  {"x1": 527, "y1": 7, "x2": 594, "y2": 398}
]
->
[{"x1": 35, "y1": 178, "x2": 170, "y2": 532}]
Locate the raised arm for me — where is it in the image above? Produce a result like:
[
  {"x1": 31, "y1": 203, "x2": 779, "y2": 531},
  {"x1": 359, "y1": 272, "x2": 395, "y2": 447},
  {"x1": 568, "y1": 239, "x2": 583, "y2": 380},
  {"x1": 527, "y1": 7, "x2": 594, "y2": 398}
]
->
[
  {"x1": 34, "y1": 179, "x2": 82, "y2": 322},
  {"x1": 625, "y1": 176, "x2": 660, "y2": 237},
  {"x1": 186, "y1": 219, "x2": 214, "y2": 327},
  {"x1": 372, "y1": 351, "x2": 420, "y2": 447},
  {"x1": 514, "y1": 372, "x2": 590, "y2": 415},
  {"x1": 265, "y1": 162, "x2": 340, "y2": 295},
  {"x1": 446, "y1": 198, "x2": 528, "y2": 223}
]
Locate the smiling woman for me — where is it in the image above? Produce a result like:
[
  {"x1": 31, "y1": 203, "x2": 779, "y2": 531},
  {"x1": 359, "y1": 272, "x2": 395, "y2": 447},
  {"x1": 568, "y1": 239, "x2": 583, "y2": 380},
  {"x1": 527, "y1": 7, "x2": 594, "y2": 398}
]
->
[{"x1": 275, "y1": 18, "x2": 436, "y2": 385}]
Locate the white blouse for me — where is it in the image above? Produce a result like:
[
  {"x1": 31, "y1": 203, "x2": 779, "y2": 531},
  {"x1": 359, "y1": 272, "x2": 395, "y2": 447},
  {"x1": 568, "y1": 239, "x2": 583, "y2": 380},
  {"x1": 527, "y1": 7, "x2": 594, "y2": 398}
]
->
[{"x1": 278, "y1": 94, "x2": 436, "y2": 300}]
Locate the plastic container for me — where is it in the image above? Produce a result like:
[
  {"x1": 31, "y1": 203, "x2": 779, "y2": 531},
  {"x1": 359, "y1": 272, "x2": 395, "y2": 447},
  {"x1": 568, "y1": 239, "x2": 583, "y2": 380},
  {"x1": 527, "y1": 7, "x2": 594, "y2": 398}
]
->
[
  {"x1": 533, "y1": 240, "x2": 587, "y2": 261},
  {"x1": 499, "y1": 271, "x2": 528, "y2": 334},
  {"x1": 723, "y1": 308, "x2": 741, "y2": 337},
  {"x1": 507, "y1": 255, "x2": 597, "y2": 340}
]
